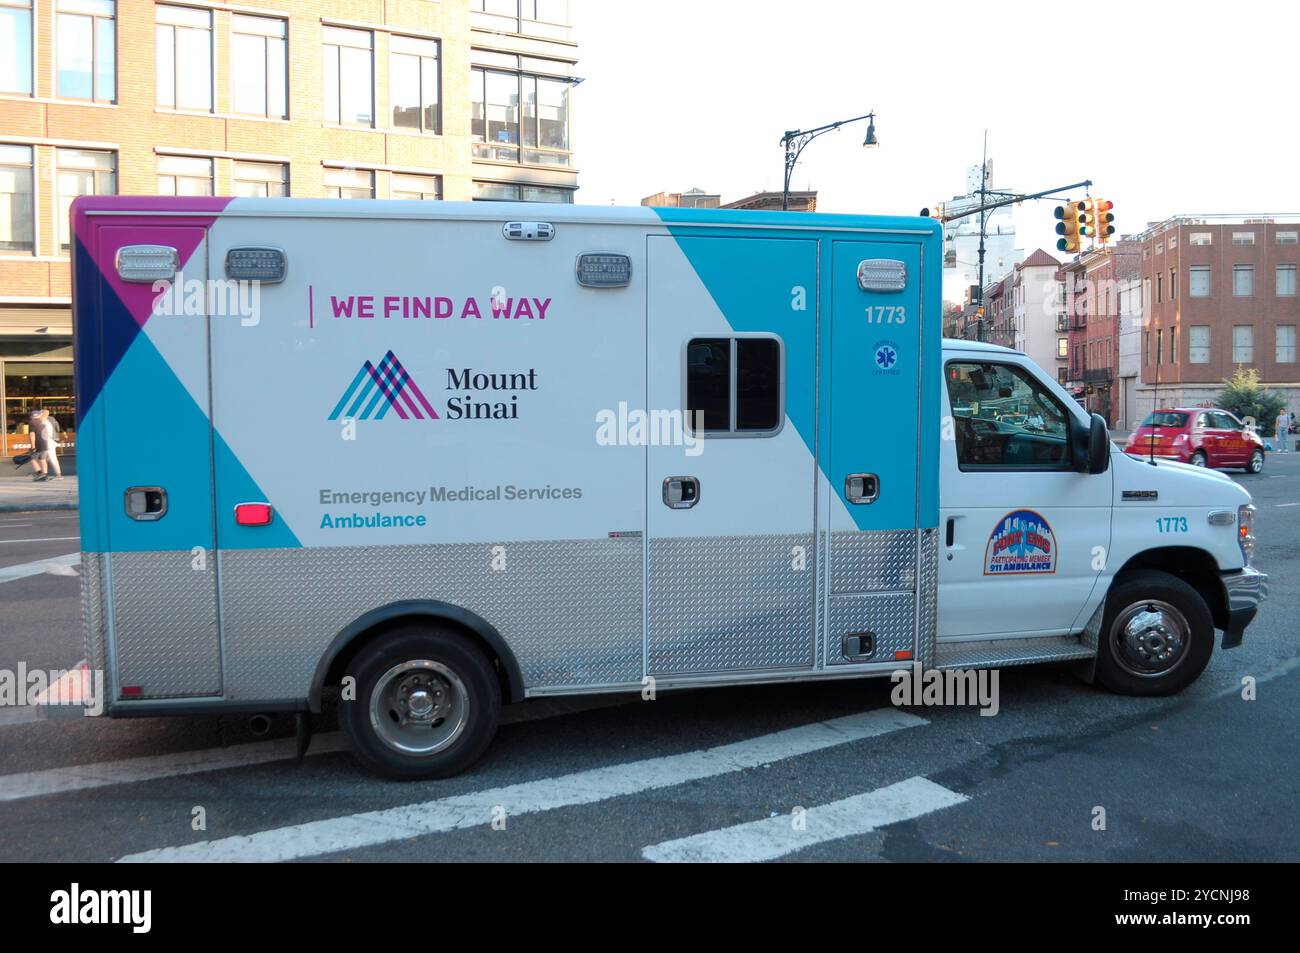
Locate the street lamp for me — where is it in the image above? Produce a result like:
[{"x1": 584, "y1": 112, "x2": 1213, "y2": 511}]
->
[{"x1": 780, "y1": 111, "x2": 878, "y2": 211}]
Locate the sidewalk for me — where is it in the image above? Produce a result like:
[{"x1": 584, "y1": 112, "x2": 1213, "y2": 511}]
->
[{"x1": 0, "y1": 471, "x2": 78, "y2": 512}]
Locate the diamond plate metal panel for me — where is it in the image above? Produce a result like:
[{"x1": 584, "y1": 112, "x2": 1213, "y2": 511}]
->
[
  {"x1": 916, "y1": 528, "x2": 938, "y2": 669},
  {"x1": 935, "y1": 636, "x2": 1094, "y2": 669},
  {"x1": 648, "y1": 534, "x2": 815, "y2": 675},
  {"x1": 111, "y1": 551, "x2": 221, "y2": 698},
  {"x1": 80, "y1": 552, "x2": 107, "y2": 676},
  {"x1": 221, "y1": 538, "x2": 642, "y2": 699},
  {"x1": 830, "y1": 529, "x2": 916, "y2": 593},
  {"x1": 826, "y1": 592, "x2": 916, "y2": 666}
]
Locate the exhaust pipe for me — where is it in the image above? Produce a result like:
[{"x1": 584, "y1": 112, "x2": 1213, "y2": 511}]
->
[{"x1": 248, "y1": 713, "x2": 272, "y2": 737}]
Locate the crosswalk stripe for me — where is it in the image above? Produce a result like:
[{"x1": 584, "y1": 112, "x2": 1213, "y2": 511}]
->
[
  {"x1": 0, "y1": 552, "x2": 79, "y2": 584},
  {"x1": 117, "y1": 708, "x2": 927, "y2": 863},
  {"x1": 642, "y1": 776, "x2": 968, "y2": 863}
]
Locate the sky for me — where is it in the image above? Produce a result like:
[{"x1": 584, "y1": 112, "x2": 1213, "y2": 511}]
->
[{"x1": 570, "y1": 0, "x2": 1298, "y2": 263}]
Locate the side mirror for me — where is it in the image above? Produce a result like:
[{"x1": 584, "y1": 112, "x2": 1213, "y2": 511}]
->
[{"x1": 1072, "y1": 413, "x2": 1110, "y2": 474}]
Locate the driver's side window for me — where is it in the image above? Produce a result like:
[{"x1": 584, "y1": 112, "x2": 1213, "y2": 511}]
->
[{"x1": 946, "y1": 361, "x2": 1072, "y2": 471}]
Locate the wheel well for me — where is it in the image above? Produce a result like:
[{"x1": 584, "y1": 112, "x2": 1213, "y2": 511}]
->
[
  {"x1": 1113, "y1": 547, "x2": 1228, "y2": 630},
  {"x1": 311, "y1": 603, "x2": 524, "y2": 711}
]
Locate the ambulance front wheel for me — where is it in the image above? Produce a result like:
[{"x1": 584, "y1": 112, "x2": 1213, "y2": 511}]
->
[
  {"x1": 339, "y1": 625, "x2": 501, "y2": 780},
  {"x1": 1094, "y1": 570, "x2": 1214, "y2": 697}
]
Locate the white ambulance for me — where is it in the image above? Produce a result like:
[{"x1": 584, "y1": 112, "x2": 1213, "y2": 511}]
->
[{"x1": 70, "y1": 197, "x2": 1266, "y2": 778}]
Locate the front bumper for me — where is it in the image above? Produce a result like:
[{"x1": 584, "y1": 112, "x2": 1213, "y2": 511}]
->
[{"x1": 1220, "y1": 566, "x2": 1268, "y2": 648}]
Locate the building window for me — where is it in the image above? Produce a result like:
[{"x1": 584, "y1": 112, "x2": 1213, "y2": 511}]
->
[
  {"x1": 323, "y1": 27, "x2": 373, "y2": 127},
  {"x1": 1168, "y1": 234, "x2": 1177, "y2": 249},
  {"x1": 157, "y1": 155, "x2": 212, "y2": 196},
  {"x1": 1057, "y1": 367, "x2": 1068, "y2": 385},
  {"x1": 1189, "y1": 265, "x2": 1211, "y2": 298},
  {"x1": 1169, "y1": 269, "x2": 1176, "y2": 299},
  {"x1": 233, "y1": 160, "x2": 287, "y2": 197},
  {"x1": 1277, "y1": 265, "x2": 1297, "y2": 297},
  {"x1": 156, "y1": 5, "x2": 212, "y2": 111},
  {"x1": 471, "y1": 1, "x2": 571, "y2": 41},
  {"x1": 1232, "y1": 325, "x2": 1253, "y2": 364},
  {"x1": 390, "y1": 36, "x2": 440, "y2": 134},
  {"x1": 1189, "y1": 325, "x2": 1210, "y2": 364},
  {"x1": 472, "y1": 180, "x2": 573, "y2": 203},
  {"x1": 1143, "y1": 331, "x2": 1149, "y2": 366},
  {"x1": 324, "y1": 167, "x2": 374, "y2": 199},
  {"x1": 1155, "y1": 329, "x2": 1162, "y2": 365},
  {"x1": 1189, "y1": 232, "x2": 1211, "y2": 246},
  {"x1": 1057, "y1": 337, "x2": 1068, "y2": 359},
  {"x1": 1156, "y1": 274, "x2": 1162, "y2": 303},
  {"x1": 471, "y1": 62, "x2": 571, "y2": 167},
  {"x1": 1155, "y1": 241, "x2": 1163, "y2": 255},
  {"x1": 1233, "y1": 265, "x2": 1254, "y2": 297},
  {"x1": 57, "y1": 148, "x2": 115, "y2": 251},
  {"x1": 0, "y1": 143, "x2": 34, "y2": 252},
  {"x1": 1278, "y1": 231, "x2": 1298, "y2": 246},
  {"x1": 1169, "y1": 328, "x2": 1175, "y2": 364},
  {"x1": 391, "y1": 172, "x2": 442, "y2": 201},
  {"x1": 0, "y1": 0, "x2": 32, "y2": 95},
  {"x1": 231, "y1": 15, "x2": 286, "y2": 119},
  {"x1": 56, "y1": 0, "x2": 115, "y2": 102},
  {"x1": 1231, "y1": 231, "x2": 1255, "y2": 246},
  {"x1": 1277, "y1": 325, "x2": 1296, "y2": 364},
  {"x1": 685, "y1": 336, "x2": 783, "y2": 435}
]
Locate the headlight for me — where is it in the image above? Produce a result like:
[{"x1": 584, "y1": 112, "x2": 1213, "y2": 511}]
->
[{"x1": 1238, "y1": 504, "x2": 1256, "y2": 564}]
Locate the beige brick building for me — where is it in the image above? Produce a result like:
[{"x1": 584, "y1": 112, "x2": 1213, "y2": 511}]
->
[{"x1": 0, "y1": 0, "x2": 578, "y2": 454}]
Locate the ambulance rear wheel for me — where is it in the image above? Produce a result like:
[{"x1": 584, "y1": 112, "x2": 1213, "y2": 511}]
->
[
  {"x1": 340, "y1": 625, "x2": 501, "y2": 780},
  {"x1": 1095, "y1": 571, "x2": 1213, "y2": 697}
]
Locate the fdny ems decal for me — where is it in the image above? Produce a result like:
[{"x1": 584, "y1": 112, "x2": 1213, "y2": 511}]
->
[{"x1": 984, "y1": 509, "x2": 1056, "y2": 576}]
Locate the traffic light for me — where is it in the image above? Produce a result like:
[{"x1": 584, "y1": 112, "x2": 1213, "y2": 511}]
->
[
  {"x1": 1081, "y1": 199, "x2": 1098, "y2": 240},
  {"x1": 1055, "y1": 200, "x2": 1086, "y2": 254},
  {"x1": 1095, "y1": 199, "x2": 1116, "y2": 243}
]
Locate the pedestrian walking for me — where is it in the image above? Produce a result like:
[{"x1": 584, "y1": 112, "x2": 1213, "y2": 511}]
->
[
  {"x1": 39, "y1": 410, "x2": 63, "y2": 479},
  {"x1": 28, "y1": 410, "x2": 49, "y2": 481}
]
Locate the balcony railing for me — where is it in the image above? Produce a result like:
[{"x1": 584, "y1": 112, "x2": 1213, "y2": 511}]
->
[{"x1": 1083, "y1": 368, "x2": 1112, "y2": 383}]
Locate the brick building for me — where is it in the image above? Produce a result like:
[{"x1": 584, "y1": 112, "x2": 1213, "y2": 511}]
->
[
  {"x1": 1062, "y1": 239, "x2": 1141, "y2": 425},
  {"x1": 1136, "y1": 216, "x2": 1299, "y2": 414},
  {"x1": 0, "y1": 0, "x2": 578, "y2": 453}
]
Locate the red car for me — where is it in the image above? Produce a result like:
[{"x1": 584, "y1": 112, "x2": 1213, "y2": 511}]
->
[{"x1": 1124, "y1": 407, "x2": 1266, "y2": 473}]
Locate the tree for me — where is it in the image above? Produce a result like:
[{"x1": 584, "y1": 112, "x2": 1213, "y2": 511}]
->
[{"x1": 1216, "y1": 367, "x2": 1287, "y2": 436}]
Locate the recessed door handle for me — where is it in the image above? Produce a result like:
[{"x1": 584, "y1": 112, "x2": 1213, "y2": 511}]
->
[
  {"x1": 124, "y1": 486, "x2": 167, "y2": 521},
  {"x1": 946, "y1": 517, "x2": 955, "y2": 547},
  {"x1": 663, "y1": 476, "x2": 700, "y2": 509},
  {"x1": 845, "y1": 473, "x2": 879, "y2": 505}
]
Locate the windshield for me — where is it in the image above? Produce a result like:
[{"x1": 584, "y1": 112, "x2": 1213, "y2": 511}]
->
[{"x1": 1141, "y1": 412, "x2": 1187, "y2": 428}]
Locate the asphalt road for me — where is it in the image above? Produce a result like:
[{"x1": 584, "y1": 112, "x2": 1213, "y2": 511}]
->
[{"x1": 0, "y1": 457, "x2": 1296, "y2": 862}]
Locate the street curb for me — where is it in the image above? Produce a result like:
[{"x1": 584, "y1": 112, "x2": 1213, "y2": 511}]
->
[{"x1": 0, "y1": 502, "x2": 78, "y2": 513}]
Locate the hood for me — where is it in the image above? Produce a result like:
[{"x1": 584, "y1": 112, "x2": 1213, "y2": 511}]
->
[{"x1": 1111, "y1": 448, "x2": 1251, "y2": 506}]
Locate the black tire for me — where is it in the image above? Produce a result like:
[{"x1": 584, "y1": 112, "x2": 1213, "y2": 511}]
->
[
  {"x1": 1245, "y1": 449, "x2": 1264, "y2": 474},
  {"x1": 1190, "y1": 450, "x2": 1208, "y2": 468},
  {"x1": 339, "y1": 624, "x2": 501, "y2": 780},
  {"x1": 1095, "y1": 570, "x2": 1214, "y2": 697}
]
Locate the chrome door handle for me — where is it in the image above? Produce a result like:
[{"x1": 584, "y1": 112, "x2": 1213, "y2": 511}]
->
[
  {"x1": 845, "y1": 473, "x2": 879, "y2": 505},
  {"x1": 662, "y1": 476, "x2": 700, "y2": 509}
]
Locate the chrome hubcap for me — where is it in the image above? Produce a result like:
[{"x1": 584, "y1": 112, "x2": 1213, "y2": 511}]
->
[
  {"x1": 1111, "y1": 600, "x2": 1190, "y2": 677},
  {"x1": 369, "y1": 660, "x2": 468, "y2": 755}
]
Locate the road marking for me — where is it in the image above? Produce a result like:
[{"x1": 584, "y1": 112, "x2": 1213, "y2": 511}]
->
[
  {"x1": 0, "y1": 734, "x2": 352, "y2": 802},
  {"x1": 0, "y1": 708, "x2": 41, "y2": 727},
  {"x1": 1275, "y1": 502, "x2": 1300, "y2": 508},
  {"x1": 0, "y1": 536, "x2": 80, "y2": 545},
  {"x1": 642, "y1": 776, "x2": 968, "y2": 863},
  {"x1": 0, "y1": 552, "x2": 79, "y2": 584},
  {"x1": 118, "y1": 708, "x2": 926, "y2": 863}
]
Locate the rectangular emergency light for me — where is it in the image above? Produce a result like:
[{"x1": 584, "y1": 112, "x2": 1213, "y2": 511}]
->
[
  {"x1": 116, "y1": 245, "x2": 179, "y2": 283},
  {"x1": 225, "y1": 247, "x2": 287, "y2": 282},
  {"x1": 857, "y1": 258, "x2": 908, "y2": 293}
]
